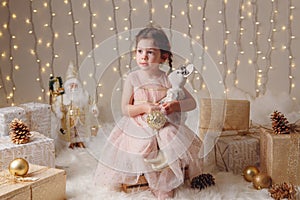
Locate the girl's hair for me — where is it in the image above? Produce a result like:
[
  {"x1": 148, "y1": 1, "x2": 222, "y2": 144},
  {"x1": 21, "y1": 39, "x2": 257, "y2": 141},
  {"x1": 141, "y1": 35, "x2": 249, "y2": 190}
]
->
[{"x1": 136, "y1": 27, "x2": 173, "y2": 73}]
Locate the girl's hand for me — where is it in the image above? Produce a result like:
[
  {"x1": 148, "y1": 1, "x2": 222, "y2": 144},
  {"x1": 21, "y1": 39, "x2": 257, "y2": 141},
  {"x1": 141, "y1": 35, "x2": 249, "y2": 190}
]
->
[
  {"x1": 160, "y1": 101, "x2": 180, "y2": 115},
  {"x1": 144, "y1": 103, "x2": 161, "y2": 114}
]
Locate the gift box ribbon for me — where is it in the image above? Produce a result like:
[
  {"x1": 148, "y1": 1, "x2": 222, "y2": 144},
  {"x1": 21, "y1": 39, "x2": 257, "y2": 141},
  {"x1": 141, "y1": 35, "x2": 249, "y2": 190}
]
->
[
  {"x1": 287, "y1": 119, "x2": 300, "y2": 184},
  {"x1": 0, "y1": 167, "x2": 48, "y2": 187}
]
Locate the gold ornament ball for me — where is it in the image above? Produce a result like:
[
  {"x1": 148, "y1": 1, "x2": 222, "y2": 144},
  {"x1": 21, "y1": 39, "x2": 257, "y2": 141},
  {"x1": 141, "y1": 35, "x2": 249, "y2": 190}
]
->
[
  {"x1": 8, "y1": 158, "x2": 29, "y2": 176},
  {"x1": 146, "y1": 110, "x2": 167, "y2": 130},
  {"x1": 252, "y1": 173, "x2": 272, "y2": 190},
  {"x1": 243, "y1": 166, "x2": 260, "y2": 182}
]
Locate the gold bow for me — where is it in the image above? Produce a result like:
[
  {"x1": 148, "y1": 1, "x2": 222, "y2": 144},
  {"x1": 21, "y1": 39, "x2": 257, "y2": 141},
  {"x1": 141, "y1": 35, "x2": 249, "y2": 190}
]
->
[{"x1": 289, "y1": 119, "x2": 300, "y2": 133}]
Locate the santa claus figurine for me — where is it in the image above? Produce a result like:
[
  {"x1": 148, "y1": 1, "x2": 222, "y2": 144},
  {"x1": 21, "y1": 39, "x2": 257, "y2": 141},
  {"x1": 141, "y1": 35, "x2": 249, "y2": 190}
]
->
[{"x1": 54, "y1": 62, "x2": 96, "y2": 148}]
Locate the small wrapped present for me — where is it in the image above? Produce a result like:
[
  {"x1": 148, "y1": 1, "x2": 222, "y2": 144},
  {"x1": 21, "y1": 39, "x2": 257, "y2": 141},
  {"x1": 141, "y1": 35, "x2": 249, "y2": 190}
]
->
[
  {"x1": 200, "y1": 98, "x2": 250, "y2": 132},
  {"x1": 0, "y1": 106, "x2": 27, "y2": 136},
  {"x1": 260, "y1": 127, "x2": 300, "y2": 185},
  {"x1": 19, "y1": 102, "x2": 51, "y2": 137},
  {"x1": 0, "y1": 164, "x2": 66, "y2": 200},
  {"x1": 209, "y1": 131, "x2": 260, "y2": 174},
  {"x1": 0, "y1": 132, "x2": 55, "y2": 171}
]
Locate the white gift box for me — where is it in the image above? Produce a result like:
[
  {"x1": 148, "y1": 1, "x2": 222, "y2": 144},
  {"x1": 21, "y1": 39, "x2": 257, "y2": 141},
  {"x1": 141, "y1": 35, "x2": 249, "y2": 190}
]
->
[
  {"x1": 0, "y1": 131, "x2": 55, "y2": 171},
  {"x1": 19, "y1": 102, "x2": 51, "y2": 137},
  {"x1": 0, "y1": 106, "x2": 27, "y2": 137}
]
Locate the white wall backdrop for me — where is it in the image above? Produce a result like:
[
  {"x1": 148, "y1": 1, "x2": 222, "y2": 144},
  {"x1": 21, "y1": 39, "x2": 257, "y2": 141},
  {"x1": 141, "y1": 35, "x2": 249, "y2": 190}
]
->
[{"x1": 0, "y1": 0, "x2": 299, "y2": 123}]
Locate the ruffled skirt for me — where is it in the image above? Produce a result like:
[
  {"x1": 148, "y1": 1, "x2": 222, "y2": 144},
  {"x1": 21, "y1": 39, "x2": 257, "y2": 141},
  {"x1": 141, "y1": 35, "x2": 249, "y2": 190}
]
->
[{"x1": 94, "y1": 114, "x2": 203, "y2": 192}]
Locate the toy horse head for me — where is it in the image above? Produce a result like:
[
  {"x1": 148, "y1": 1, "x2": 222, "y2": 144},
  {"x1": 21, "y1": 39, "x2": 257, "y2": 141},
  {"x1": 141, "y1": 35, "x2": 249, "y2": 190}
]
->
[{"x1": 168, "y1": 64, "x2": 194, "y2": 88}]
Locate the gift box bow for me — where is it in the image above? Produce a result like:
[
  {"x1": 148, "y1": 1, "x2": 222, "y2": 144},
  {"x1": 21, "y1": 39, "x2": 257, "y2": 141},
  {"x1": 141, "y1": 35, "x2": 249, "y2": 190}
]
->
[{"x1": 289, "y1": 119, "x2": 300, "y2": 133}]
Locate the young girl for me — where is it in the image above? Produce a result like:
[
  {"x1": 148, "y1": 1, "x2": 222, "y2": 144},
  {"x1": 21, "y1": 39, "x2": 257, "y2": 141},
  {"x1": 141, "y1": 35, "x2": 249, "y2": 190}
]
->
[{"x1": 94, "y1": 26, "x2": 203, "y2": 199}]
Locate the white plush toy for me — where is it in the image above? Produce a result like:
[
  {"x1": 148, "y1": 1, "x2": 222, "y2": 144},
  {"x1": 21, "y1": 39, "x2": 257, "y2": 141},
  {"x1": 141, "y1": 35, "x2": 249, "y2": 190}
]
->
[
  {"x1": 145, "y1": 64, "x2": 194, "y2": 171},
  {"x1": 161, "y1": 63, "x2": 194, "y2": 104}
]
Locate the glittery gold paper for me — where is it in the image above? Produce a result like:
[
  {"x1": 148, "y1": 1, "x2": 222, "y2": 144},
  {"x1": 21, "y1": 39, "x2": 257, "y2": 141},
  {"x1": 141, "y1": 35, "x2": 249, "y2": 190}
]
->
[
  {"x1": 260, "y1": 128, "x2": 300, "y2": 185},
  {"x1": 200, "y1": 99, "x2": 250, "y2": 131},
  {"x1": 0, "y1": 164, "x2": 66, "y2": 200}
]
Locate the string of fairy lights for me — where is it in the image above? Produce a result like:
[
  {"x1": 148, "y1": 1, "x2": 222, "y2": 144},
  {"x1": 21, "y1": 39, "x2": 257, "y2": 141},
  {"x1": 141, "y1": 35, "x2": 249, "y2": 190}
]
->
[
  {"x1": 68, "y1": 0, "x2": 79, "y2": 70},
  {"x1": 250, "y1": 0, "x2": 261, "y2": 97},
  {"x1": 111, "y1": 0, "x2": 122, "y2": 81},
  {"x1": 168, "y1": 0, "x2": 174, "y2": 42},
  {"x1": 287, "y1": 0, "x2": 295, "y2": 95},
  {"x1": 232, "y1": 0, "x2": 245, "y2": 93},
  {"x1": 6, "y1": 0, "x2": 16, "y2": 105},
  {"x1": 87, "y1": 0, "x2": 98, "y2": 104},
  {"x1": 0, "y1": 0, "x2": 298, "y2": 107},
  {"x1": 0, "y1": 60, "x2": 6, "y2": 102},
  {"x1": 220, "y1": 0, "x2": 228, "y2": 94},
  {"x1": 0, "y1": 1, "x2": 8, "y2": 103},
  {"x1": 147, "y1": 0, "x2": 153, "y2": 25},
  {"x1": 185, "y1": 0, "x2": 196, "y2": 91},
  {"x1": 48, "y1": 0, "x2": 55, "y2": 76},
  {"x1": 29, "y1": 0, "x2": 46, "y2": 102},
  {"x1": 262, "y1": 0, "x2": 278, "y2": 96},
  {"x1": 199, "y1": 0, "x2": 207, "y2": 91},
  {"x1": 127, "y1": 0, "x2": 133, "y2": 72}
]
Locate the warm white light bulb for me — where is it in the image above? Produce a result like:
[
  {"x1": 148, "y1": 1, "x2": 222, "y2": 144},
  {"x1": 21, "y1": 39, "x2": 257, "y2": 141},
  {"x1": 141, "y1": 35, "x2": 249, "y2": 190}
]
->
[{"x1": 291, "y1": 83, "x2": 295, "y2": 88}]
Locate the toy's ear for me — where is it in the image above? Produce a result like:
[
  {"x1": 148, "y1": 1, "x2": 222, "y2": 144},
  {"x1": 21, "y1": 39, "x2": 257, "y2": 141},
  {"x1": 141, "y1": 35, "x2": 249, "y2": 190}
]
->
[{"x1": 183, "y1": 64, "x2": 194, "y2": 78}]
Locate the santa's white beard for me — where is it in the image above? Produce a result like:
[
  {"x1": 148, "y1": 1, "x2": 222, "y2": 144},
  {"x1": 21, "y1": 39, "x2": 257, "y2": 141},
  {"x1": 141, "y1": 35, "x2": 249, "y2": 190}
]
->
[{"x1": 63, "y1": 90, "x2": 89, "y2": 107}]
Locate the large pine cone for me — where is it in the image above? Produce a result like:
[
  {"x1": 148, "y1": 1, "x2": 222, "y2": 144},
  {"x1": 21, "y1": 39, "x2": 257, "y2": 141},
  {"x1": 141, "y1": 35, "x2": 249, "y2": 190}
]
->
[
  {"x1": 9, "y1": 118, "x2": 31, "y2": 144},
  {"x1": 270, "y1": 110, "x2": 290, "y2": 134},
  {"x1": 269, "y1": 182, "x2": 297, "y2": 200},
  {"x1": 191, "y1": 173, "x2": 215, "y2": 190}
]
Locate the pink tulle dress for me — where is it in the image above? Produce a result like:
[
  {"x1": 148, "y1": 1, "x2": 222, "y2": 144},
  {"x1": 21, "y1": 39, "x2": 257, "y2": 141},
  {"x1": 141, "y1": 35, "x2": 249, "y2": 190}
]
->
[{"x1": 94, "y1": 70, "x2": 203, "y2": 193}]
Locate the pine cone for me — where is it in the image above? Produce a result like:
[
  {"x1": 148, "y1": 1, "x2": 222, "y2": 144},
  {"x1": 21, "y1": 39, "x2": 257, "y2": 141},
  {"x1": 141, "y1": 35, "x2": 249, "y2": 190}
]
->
[
  {"x1": 268, "y1": 182, "x2": 297, "y2": 200},
  {"x1": 270, "y1": 111, "x2": 290, "y2": 134},
  {"x1": 9, "y1": 118, "x2": 31, "y2": 144},
  {"x1": 191, "y1": 173, "x2": 215, "y2": 190}
]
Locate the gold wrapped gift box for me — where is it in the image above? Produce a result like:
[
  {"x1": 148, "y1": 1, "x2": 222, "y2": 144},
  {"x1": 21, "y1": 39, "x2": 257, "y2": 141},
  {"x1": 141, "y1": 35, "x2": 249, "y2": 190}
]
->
[
  {"x1": 0, "y1": 164, "x2": 66, "y2": 200},
  {"x1": 199, "y1": 99, "x2": 250, "y2": 140},
  {"x1": 260, "y1": 128, "x2": 300, "y2": 185}
]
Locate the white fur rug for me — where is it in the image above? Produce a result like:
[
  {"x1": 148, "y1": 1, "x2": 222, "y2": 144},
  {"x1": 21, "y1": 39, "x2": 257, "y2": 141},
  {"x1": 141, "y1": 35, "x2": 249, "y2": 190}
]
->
[{"x1": 55, "y1": 135, "x2": 275, "y2": 200}]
